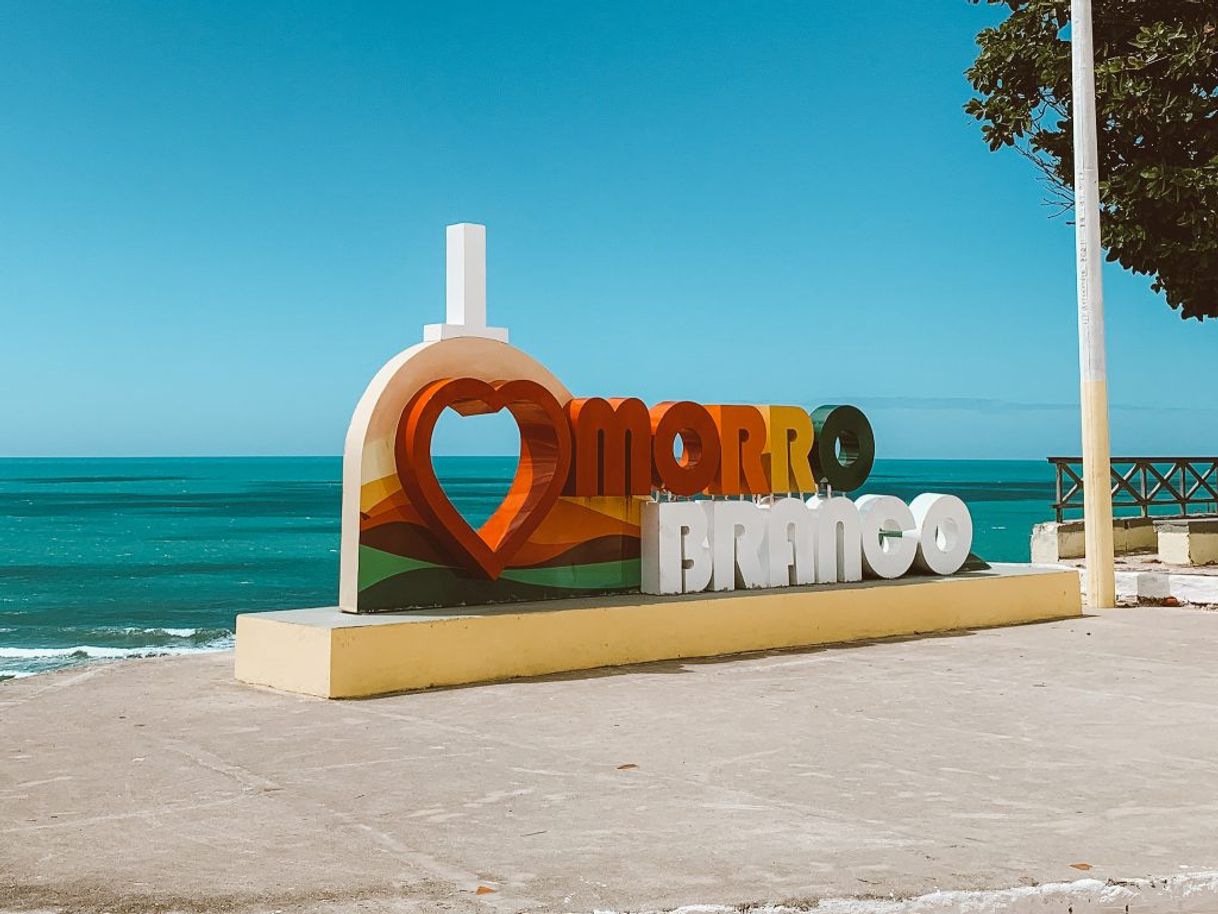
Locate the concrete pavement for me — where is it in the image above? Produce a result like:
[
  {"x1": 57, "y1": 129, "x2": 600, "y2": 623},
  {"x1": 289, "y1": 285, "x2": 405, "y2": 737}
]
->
[{"x1": 4, "y1": 606, "x2": 1218, "y2": 913}]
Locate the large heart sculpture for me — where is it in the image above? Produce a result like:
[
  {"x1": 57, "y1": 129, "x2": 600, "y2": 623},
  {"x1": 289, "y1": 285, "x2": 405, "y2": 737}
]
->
[{"x1": 395, "y1": 377, "x2": 572, "y2": 580}]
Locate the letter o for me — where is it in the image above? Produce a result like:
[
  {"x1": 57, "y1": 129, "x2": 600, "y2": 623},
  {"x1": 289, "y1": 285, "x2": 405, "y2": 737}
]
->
[
  {"x1": 651, "y1": 401, "x2": 721, "y2": 496},
  {"x1": 856, "y1": 494, "x2": 917, "y2": 579},
  {"x1": 909, "y1": 493, "x2": 973, "y2": 575},
  {"x1": 809, "y1": 405, "x2": 875, "y2": 493}
]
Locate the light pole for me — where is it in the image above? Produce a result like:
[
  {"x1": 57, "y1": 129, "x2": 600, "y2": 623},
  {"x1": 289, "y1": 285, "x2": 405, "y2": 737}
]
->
[{"x1": 1070, "y1": 0, "x2": 1116, "y2": 608}]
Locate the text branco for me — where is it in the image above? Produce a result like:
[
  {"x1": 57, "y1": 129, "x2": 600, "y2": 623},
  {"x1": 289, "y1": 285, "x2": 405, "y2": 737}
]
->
[{"x1": 641, "y1": 493, "x2": 973, "y2": 595}]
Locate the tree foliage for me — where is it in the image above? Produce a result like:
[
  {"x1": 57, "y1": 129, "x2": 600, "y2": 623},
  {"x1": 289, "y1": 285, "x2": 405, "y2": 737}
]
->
[{"x1": 965, "y1": 1, "x2": 1218, "y2": 320}]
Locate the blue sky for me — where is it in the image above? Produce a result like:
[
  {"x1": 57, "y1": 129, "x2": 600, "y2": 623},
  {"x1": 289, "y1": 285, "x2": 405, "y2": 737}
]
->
[{"x1": 1, "y1": 1, "x2": 1213, "y2": 459}]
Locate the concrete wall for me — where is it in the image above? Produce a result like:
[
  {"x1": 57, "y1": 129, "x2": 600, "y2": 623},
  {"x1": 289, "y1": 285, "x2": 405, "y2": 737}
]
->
[
  {"x1": 1031, "y1": 518, "x2": 1158, "y2": 564},
  {"x1": 1157, "y1": 519, "x2": 1218, "y2": 567}
]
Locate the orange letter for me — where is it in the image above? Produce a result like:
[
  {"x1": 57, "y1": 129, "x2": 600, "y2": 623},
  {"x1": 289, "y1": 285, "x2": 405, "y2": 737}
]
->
[
  {"x1": 650, "y1": 401, "x2": 721, "y2": 496},
  {"x1": 564, "y1": 397, "x2": 653, "y2": 496},
  {"x1": 706, "y1": 405, "x2": 769, "y2": 495},
  {"x1": 761, "y1": 405, "x2": 816, "y2": 494}
]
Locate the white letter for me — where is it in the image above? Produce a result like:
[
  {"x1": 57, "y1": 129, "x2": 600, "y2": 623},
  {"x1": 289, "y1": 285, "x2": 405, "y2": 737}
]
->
[
  {"x1": 710, "y1": 501, "x2": 768, "y2": 591},
  {"x1": 806, "y1": 496, "x2": 862, "y2": 583},
  {"x1": 909, "y1": 493, "x2": 973, "y2": 575},
  {"x1": 763, "y1": 497, "x2": 816, "y2": 586},
  {"x1": 856, "y1": 495, "x2": 918, "y2": 579},
  {"x1": 641, "y1": 501, "x2": 712, "y2": 594}
]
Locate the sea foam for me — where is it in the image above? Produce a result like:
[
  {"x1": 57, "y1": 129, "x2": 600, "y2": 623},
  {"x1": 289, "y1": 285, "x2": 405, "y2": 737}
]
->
[{"x1": 0, "y1": 638, "x2": 234, "y2": 661}]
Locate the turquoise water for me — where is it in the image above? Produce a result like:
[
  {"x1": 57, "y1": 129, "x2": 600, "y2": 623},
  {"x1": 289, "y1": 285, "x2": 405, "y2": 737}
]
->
[{"x1": 0, "y1": 457, "x2": 1057, "y2": 680}]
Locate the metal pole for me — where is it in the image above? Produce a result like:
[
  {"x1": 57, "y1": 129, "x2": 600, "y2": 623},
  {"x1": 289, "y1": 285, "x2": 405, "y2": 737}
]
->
[{"x1": 1071, "y1": 0, "x2": 1116, "y2": 608}]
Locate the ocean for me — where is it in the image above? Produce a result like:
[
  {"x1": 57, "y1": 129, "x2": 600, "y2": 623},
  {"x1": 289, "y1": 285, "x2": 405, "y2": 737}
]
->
[{"x1": 0, "y1": 457, "x2": 1058, "y2": 680}]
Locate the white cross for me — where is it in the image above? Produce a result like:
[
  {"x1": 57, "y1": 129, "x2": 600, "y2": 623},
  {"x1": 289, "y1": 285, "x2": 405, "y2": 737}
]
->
[{"x1": 423, "y1": 223, "x2": 509, "y2": 342}]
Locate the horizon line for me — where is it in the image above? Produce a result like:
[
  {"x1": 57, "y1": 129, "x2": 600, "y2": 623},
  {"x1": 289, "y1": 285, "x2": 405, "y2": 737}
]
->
[{"x1": 0, "y1": 453, "x2": 1066, "y2": 462}]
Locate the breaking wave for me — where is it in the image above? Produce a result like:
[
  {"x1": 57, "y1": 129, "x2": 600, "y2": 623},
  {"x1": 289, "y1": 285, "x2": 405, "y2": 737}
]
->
[
  {"x1": 0, "y1": 640, "x2": 231, "y2": 660},
  {"x1": 0, "y1": 629, "x2": 234, "y2": 680}
]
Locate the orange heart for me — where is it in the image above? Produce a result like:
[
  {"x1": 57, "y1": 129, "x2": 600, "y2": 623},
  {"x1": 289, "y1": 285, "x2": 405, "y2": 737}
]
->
[{"x1": 395, "y1": 377, "x2": 572, "y2": 580}]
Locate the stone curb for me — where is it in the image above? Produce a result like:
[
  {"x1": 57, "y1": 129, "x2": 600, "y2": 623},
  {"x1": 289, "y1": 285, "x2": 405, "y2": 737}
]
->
[{"x1": 1039, "y1": 562, "x2": 1218, "y2": 605}]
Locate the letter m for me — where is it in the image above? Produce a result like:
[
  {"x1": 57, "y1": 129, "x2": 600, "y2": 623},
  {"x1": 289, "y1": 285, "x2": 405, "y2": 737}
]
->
[{"x1": 565, "y1": 397, "x2": 652, "y2": 496}]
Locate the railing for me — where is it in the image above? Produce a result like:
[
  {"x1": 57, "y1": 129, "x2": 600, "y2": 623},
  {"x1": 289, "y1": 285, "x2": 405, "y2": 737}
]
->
[{"x1": 1050, "y1": 457, "x2": 1218, "y2": 523}]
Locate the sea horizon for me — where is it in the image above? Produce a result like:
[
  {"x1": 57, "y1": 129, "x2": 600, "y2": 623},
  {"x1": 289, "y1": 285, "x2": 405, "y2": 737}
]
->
[{"x1": 0, "y1": 454, "x2": 1072, "y2": 461}]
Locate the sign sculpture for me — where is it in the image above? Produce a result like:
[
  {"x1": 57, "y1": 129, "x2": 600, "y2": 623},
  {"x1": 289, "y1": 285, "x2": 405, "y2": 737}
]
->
[
  {"x1": 340, "y1": 224, "x2": 974, "y2": 613},
  {"x1": 234, "y1": 222, "x2": 1078, "y2": 699}
]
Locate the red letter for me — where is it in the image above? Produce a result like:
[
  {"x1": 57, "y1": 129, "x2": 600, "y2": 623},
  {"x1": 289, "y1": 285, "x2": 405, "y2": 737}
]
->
[
  {"x1": 650, "y1": 401, "x2": 721, "y2": 496},
  {"x1": 564, "y1": 397, "x2": 653, "y2": 496}
]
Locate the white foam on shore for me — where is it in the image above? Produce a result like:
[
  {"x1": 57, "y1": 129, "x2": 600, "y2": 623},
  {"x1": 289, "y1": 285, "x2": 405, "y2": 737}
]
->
[
  {"x1": 622, "y1": 870, "x2": 1218, "y2": 914},
  {"x1": 0, "y1": 639, "x2": 233, "y2": 661},
  {"x1": 121, "y1": 626, "x2": 207, "y2": 638},
  {"x1": 0, "y1": 669, "x2": 36, "y2": 679},
  {"x1": 38, "y1": 625, "x2": 232, "y2": 641}
]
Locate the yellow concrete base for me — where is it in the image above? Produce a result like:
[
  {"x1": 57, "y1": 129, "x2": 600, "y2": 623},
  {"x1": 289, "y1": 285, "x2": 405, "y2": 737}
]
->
[{"x1": 234, "y1": 564, "x2": 1082, "y2": 698}]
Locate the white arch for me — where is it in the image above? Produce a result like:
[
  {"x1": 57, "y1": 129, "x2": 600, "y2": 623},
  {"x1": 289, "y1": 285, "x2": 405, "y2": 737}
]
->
[{"x1": 338, "y1": 337, "x2": 571, "y2": 611}]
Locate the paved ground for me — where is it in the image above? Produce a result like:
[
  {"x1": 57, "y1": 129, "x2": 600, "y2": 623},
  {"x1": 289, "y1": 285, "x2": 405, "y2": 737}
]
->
[{"x1": 4, "y1": 607, "x2": 1218, "y2": 913}]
